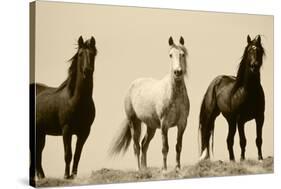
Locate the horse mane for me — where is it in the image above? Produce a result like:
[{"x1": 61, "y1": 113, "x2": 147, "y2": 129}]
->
[
  {"x1": 55, "y1": 39, "x2": 97, "y2": 96},
  {"x1": 55, "y1": 53, "x2": 78, "y2": 96},
  {"x1": 232, "y1": 40, "x2": 265, "y2": 93}
]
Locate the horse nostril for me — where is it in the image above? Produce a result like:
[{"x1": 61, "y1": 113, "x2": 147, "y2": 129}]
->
[
  {"x1": 174, "y1": 70, "x2": 182, "y2": 76},
  {"x1": 250, "y1": 64, "x2": 259, "y2": 72}
]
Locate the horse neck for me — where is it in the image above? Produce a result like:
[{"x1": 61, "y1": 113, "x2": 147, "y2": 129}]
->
[
  {"x1": 241, "y1": 68, "x2": 261, "y2": 91},
  {"x1": 233, "y1": 67, "x2": 261, "y2": 97},
  {"x1": 70, "y1": 72, "x2": 93, "y2": 104},
  {"x1": 167, "y1": 73, "x2": 186, "y2": 100}
]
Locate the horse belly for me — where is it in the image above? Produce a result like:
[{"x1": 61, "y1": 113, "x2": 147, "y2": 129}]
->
[
  {"x1": 134, "y1": 101, "x2": 158, "y2": 122},
  {"x1": 36, "y1": 103, "x2": 62, "y2": 135}
]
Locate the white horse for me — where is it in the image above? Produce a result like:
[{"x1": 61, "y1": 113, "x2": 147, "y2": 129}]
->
[{"x1": 110, "y1": 37, "x2": 190, "y2": 171}]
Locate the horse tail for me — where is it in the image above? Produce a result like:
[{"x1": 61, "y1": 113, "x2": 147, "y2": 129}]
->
[
  {"x1": 199, "y1": 77, "x2": 220, "y2": 160},
  {"x1": 109, "y1": 118, "x2": 132, "y2": 156}
]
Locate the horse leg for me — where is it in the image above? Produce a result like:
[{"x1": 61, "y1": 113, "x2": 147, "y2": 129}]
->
[
  {"x1": 141, "y1": 126, "x2": 156, "y2": 169},
  {"x1": 161, "y1": 126, "x2": 169, "y2": 170},
  {"x1": 255, "y1": 115, "x2": 264, "y2": 161},
  {"x1": 36, "y1": 132, "x2": 46, "y2": 179},
  {"x1": 71, "y1": 132, "x2": 89, "y2": 178},
  {"x1": 63, "y1": 127, "x2": 73, "y2": 179},
  {"x1": 130, "y1": 118, "x2": 141, "y2": 170},
  {"x1": 175, "y1": 124, "x2": 186, "y2": 170},
  {"x1": 226, "y1": 119, "x2": 237, "y2": 161},
  {"x1": 238, "y1": 120, "x2": 246, "y2": 161}
]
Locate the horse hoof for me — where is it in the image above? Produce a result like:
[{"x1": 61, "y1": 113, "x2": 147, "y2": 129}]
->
[
  {"x1": 175, "y1": 165, "x2": 181, "y2": 172},
  {"x1": 161, "y1": 168, "x2": 168, "y2": 174},
  {"x1": 70, "y1": 174, "x2": 77, "y2": 179},
  {"x1": 64, "y1": 175, "x2": 71, "y2": 179},
  {"x1": 140, "y1": 166, "x2": 147, "y2": 171},
  {"x1": 37, "y1": 173, "x2": 45, "y2": 180},
  {"x1": 199, "y1": 149, "x2": 210, "y2": 161}
]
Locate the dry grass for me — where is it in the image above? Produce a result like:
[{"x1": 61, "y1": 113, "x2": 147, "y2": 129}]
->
[{"x1": 36, "y1": 156, "x2": 273, "y2": 187}]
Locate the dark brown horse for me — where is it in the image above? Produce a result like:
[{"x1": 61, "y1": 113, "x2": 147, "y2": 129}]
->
[
  {"x1": 30, "y1": 36, "x2": 97, "y2": 181},
  {"x1": 199, "y1": 35, "x2": 265, "y2": 161}
]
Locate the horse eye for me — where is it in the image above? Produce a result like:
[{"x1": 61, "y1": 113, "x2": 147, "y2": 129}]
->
[{"x1": 169, "y1": 54, "x2": 172, "y2": 58}]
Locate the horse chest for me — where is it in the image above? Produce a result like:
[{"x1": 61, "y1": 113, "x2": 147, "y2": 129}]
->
[
  {"x1": 159, "y1": 96, "x2": 187, "y2": 127},
  {"x1": 60, "y1": 100, "x2": 95, "y2": 128},
  {"x1": 230, "y1": 91, "x2": 260, "y2": 121}
]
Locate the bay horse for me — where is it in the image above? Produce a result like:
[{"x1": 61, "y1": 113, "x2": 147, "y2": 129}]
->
[
  {"x1": 199, "y1": 35, "x2": 265, "y2": 161},
  {"x1": 110, "y1": 37, "x2": 190, "y2": 171},
  {"x1": 30, "y1": 36, "x2": 97, "y2": 180}
]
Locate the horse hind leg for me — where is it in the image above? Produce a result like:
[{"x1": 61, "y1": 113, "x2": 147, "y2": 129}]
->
[
  {"x1": 141, "y1": 126, "x2": 156, "y2": 169},
  {"x1": 226, "y1": 119, "x2": 237, "y2": 161},
  {"x1": 36, "y1": 132, "x2": 46, "y2": 179},
  {"x1": 130, "y1": 117, "x2": 141, "y2": 170}
]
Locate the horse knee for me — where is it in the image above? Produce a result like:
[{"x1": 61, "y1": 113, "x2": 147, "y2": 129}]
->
[
  {"x1": 133, "y1": 144, "x2": 140, "y2": 155},
  {"x1": 176, "y1": 143, "x2": 182, "y2": 153},
  {"x1": 162, "y1": 145, "x2": 169, "y2": 155},
  {"x1": 256, "y1": 138, "x2": 262, "y2": 146},
  {"x1": 227, "y1": 137, "x2": 234, "y2": 149},
  {"x1": 240, "y1": 139, "x2": 247, "y2": 148}
]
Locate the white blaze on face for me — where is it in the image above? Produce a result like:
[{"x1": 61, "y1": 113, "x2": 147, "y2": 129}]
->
[{"x1": 169, "y1": 47, "x2": 185, "y2": 74}]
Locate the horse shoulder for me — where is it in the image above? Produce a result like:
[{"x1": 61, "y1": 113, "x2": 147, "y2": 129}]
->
[
  {"x1": 181, "y1": 87, "x2": 190, "y2": 116},
  {"x1": 155, "y1": 79, "x2": 173, "y2": 118},
  {"x1": 253, "y1": 84, "x2": 265, "y2": 114}
]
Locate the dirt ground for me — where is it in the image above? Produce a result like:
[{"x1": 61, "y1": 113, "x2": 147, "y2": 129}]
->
[{"x1": 36, "y1": 156, "x2": 273, "y2": 187}]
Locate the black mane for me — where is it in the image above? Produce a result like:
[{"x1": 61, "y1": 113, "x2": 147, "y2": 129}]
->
[
  {"x1": 232, "y1": 38, "x2": 265, "y2": 93},
  {"x1": 56, "y1": 53, "x2": 78, "y2": 96},
  {"x1": 56, "y1": 40, "x2": 97, "y2": 96}
]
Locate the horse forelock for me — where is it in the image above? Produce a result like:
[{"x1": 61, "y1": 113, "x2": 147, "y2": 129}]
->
[{"x1": 85, "y1": 39, "x2": 98, "y2": 56}]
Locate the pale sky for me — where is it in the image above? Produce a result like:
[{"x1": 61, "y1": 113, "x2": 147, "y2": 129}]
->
[{"x1": 34, "y1": 1, "x2": 273, "y2": 177}]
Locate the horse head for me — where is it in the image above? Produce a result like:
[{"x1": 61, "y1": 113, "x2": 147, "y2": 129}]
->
[
  {"x1": 245, "y1": 35, "x2": 264, "y2": 74},
  {"x1": 77, "y1": 36, "x2": 97, "y2": 79},
  {"x1": 168, "y1": 36, "x2": 188, "y2": 82}
]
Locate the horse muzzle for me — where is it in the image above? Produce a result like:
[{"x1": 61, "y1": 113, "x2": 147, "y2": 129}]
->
[
  {"x1": 83, "y1": 68, "x2": 94, "y2": 78},
  {"x1": 174, "y1": 70, "x2": 183, "y2": 78},
  {"x1": 250, "y1": 64, "x2": 259, "y2": 73}
]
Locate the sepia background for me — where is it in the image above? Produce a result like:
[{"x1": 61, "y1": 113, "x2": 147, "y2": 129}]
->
[{"x1": 34, "y1": 1, "x2": 273, "y2": 177}]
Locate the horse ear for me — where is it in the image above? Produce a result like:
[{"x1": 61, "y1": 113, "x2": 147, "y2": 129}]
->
[
  {"x1": 78, "y1": 36, "x2": 84, "y2": 48},
  {"x1": 168, "y1": 37, "x2": 174, "y2": 46},
  {"x1": 179, "y1": 36, "x2": 184, "y2": 45},
  {"x1": 247, "y1": 35, "x2": 251, "y2": 44},
  {"x1": 90, "y1": 36, "x2": 96, "y2": 47},
  {"x1": 257, "y1": 35, "x2": 261, "y2": 45}
]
